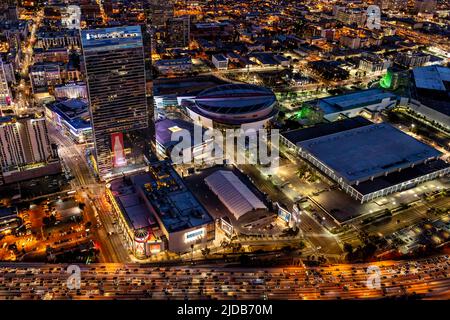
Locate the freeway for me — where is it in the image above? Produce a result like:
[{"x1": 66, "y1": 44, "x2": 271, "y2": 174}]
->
[{"x1": 0, "y1": 255, "x2": 448, "y2": 300}]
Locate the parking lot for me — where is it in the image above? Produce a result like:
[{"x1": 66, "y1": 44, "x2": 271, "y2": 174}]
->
[
  {"x1": 0, "y1": 195, "x2": 94, "y2": 262},
  {"x1": 310, "y1": 178, "x2": 450, "y2": 225}
]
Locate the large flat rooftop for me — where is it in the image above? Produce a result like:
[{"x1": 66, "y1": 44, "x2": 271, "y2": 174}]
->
[
  {"x1": 282, "y1": 116, "x2": 372, "y2": 146},
  {"x1": 47, "y1": 99, "x2": 91, "y2": 130},
  {"x1": 298, "y1": 123, "x2": 442, "y2": 184},
  {"x1": 139, "y1": 162, "x2": 213, "y2": 233},
  {"x1": 318, "y1": 89, "x2": 396, "y2": 114},
  {"x1": 413, "y1": 66, "x2": 450, "y2": 92},
  {"x1": 109, "y1": 175, "x2": 156, "y2": 231},
  {"x1": 412, "y1": 66, "x2": 450, "y2": 117},
  {"x1": 155, "y1": 118, "x2": 204, "y2": 149}
]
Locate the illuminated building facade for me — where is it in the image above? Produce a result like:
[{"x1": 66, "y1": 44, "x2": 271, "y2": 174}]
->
[
  {"x1": 81, "y1": 26, "x2": 149, "y2": 180},
  {"x1": 107, "y1": 161, "x2": 215, "y2": 256},
  {"x1": 0, "y1": 114, "x2": 61, "y2": 184}
]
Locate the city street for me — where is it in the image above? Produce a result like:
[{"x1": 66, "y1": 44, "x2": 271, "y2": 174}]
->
[{"x1": 48, "y1": 125, "x2": 130, "y2": 263}]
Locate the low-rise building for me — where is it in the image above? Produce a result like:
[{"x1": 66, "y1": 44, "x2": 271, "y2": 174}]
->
[
  {"x1": 107, "y1": 161, "x2": 215, "y2": 256},
  {"x1": 395, "y1": 51, "x2": 430, "y2": 69},
  {"x1": 358, "y1": 53, "x2": 391, "y2": 75},
  {"x1": 212, "y1": 54, "x2": 228, "y2": 70},
  {"x1": 45, "y1": 99, "x2": 92, "y2": 143},
  {"x1": 154, "y1": 57, "x2": 192, "y2": 75},
  {"x1": 317, "y1": 89, "x2": 398, "y2": 122}
]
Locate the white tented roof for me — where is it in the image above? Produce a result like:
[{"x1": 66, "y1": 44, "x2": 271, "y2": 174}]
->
[{"x1": 204, "y1": 170, "x2": 267, "y2": 220}]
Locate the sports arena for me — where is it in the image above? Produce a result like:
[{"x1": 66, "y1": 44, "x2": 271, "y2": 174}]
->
[{"x1": 182, "y1": 83, "x2": 278, "y2": 129}]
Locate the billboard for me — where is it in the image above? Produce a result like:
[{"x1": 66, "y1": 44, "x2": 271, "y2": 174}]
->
[
  {"x1": 184, "y1": 228, "x2": 205, "y2": 243},
  {"x1": 276, "y1": 203, "x2": 291, "y2": 223},
  {"x1": 220, "y1": 217, "x2": 234, "y2": 237},
  {"x1": 111, "y1": 132, "x2": 127, "y2": 167}
]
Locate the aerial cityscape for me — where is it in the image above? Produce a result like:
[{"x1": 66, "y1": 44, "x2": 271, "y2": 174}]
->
[{"x1": 0, "y1": 0, "x2": 449, "y2": 305}]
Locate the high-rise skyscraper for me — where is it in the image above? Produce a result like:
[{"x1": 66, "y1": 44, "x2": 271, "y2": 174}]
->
[
  {"x1": 145, "y1": 0, "x2": 174, "y2": 28},
  {"x1": 0, "y1": 114, "x2": 61, "y2": 184},
  {"x1": 0, "y1": 58, "x2": 12, "y2": 112},
  {"x1": 80, "y1": 26, "x2": 149, "y2": 180},
  {"x1": 0, "y1": 115, "x2": 55, "y2": 170},
  {"x1": 166, "y1": 16, "x2": 190, "y2": 49}
]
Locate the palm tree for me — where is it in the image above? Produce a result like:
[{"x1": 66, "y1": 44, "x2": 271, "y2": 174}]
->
[{"x1": 296, "y1": 164, "x2": 309, "y2": 179}]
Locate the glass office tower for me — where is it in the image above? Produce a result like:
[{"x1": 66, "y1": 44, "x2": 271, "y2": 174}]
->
[{"x1": 80, "y1": 26, "x2": 149, "y2": 180}]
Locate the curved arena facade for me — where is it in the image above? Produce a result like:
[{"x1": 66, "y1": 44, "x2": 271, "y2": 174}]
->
[{"x1": 183, "y1": 84, "x2": 278, "y2": 129}]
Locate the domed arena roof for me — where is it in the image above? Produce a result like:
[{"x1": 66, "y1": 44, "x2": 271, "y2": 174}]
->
[{"x1": 187, "y1": 83, "x2": 278, "y2": 126}]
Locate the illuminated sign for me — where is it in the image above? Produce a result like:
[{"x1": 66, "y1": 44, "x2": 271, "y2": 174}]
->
[
  {"x1": 150, "y1": 244, "x2": 161, "y2": 254},
  {"x1": 220, "y1": 217, "x2": 234, "y2": 237},
  {"x1": 85, "y1": 31, "x2": 139, "y2": 41},
  {"x1": 111, "y1": 132, "x2": 127, "y2": 167},
  {"x1": 277, "y1": 203, "x2": 291, "y2": 223},
  {"x1": 81, "y1": 27, "x2": 143, "y2": 51},
  {"x1": 185, "y1": 228, "x2": 205, "y2": 242}
]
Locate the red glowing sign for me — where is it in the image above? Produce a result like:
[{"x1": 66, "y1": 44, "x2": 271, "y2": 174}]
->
[{"x1": 111, "y1": 132, "x2": 127, "y2": 167}]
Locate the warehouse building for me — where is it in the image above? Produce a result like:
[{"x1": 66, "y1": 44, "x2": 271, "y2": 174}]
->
[
  {"x1": 282, "y1": 118, "x2": 449, "y2": 203},
  {"x1": 317, "y1": 89, "x2": 398, "y2": 122}
]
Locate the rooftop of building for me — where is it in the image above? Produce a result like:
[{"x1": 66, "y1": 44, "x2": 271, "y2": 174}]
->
[
  {"x1": 46, "y1": 99, "x2": 91, "y2": 130},
  {"x1": 109, "y1": 176, "x2": 157, "y2": 231},
  {"x1": 353, "y1": 159, "x2": 450, "y2": 195},
  {"x1": 282, "y1": 116, "x2": 372, "y2": 146},
  {"x1": 0, "y1": 114, "x2": 45, "y2": 126},
  {"x1": 250, "y1": 52, "x2": 280, "y2": 65},
  {"x1": 153, "y1": 75, "x2": 229, "y2": 97},
  {"x1": 413, "y1": 65, "x2": 450, "y2": 92},
  {"x1": 155, "y1": 118, "x2": 204, "y2": 149},
  {"x1": 0, "y1": 206, "x2": 17, "y2": 219},
  {"x1": 80, "y1": 26, "x2": 143, "y2": 51},
  {"x1": 297, "y1": 122, "x2": 442, "y2": 184},
  {"x1": 139, "y1": 162, "x2": 213, "y2": 233},
  {"x1": 204, "y1": 170, "x2": 267, "y2": 220},
  {"x1": 110, "y1": 162, "x2": 213, "y2": 234},
  {"x1": 154, "y1": 57, "x2": 192, "y2": 66},
  {"x1": 412, "y1": 66, "x2": 450, "y2": 116},
  {"x1": 212, "y1": 53, "x2": 228, "y2": 61},
  {"x1": 318, "y1": 89, "x2": 397, "y2": 115}
]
